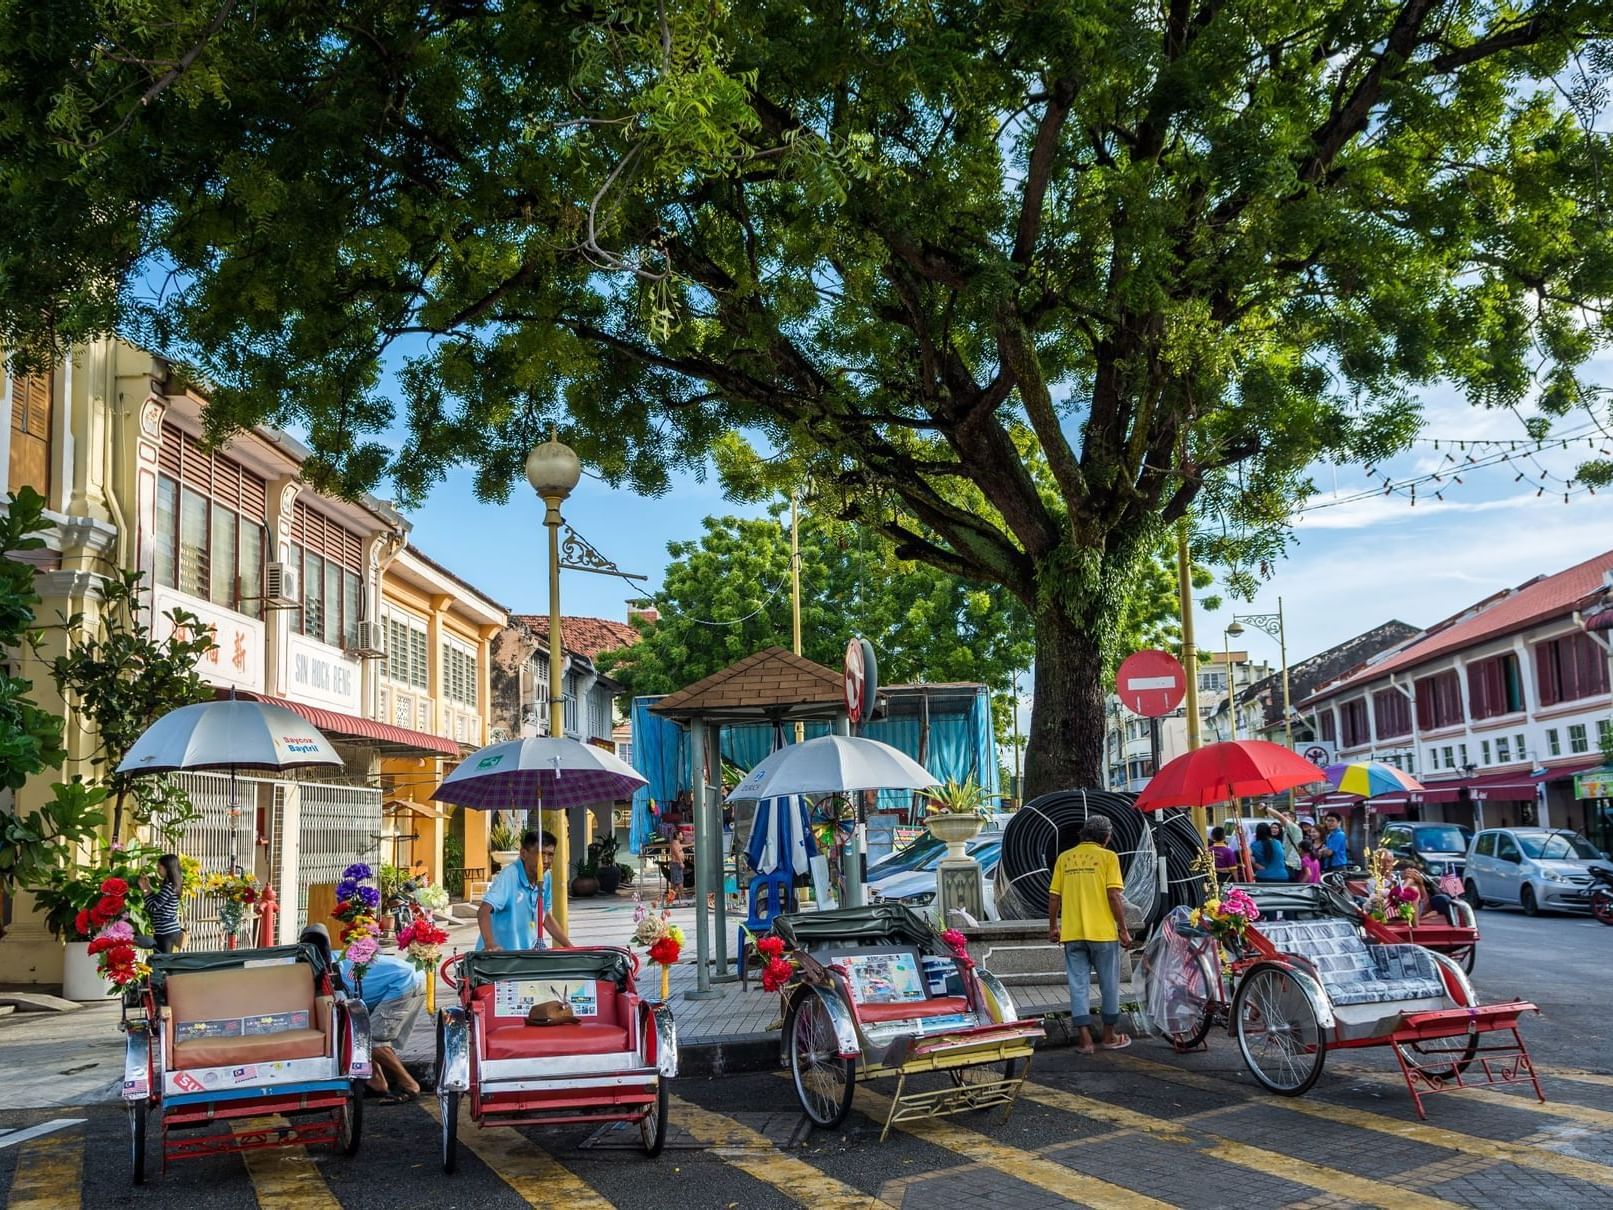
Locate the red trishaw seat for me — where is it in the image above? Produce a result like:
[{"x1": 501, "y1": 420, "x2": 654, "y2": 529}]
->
[
  {"x1": 856, "y1": 996, "x2": 970, "y2": 1023},
  {"x1": 484, "y1": 1022, "x2": 629, "y2": 1060}
]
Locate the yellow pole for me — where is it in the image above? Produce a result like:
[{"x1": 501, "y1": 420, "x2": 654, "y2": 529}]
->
[
  {"x1": 791, "y1": 493, "x2": 805, "y2": 744},
  {"x1": 1177, "y1": 521, "x2": 1206, "y2": 837},
  {"x1": 545, "y1": 491, "x2": 569, "y2": 933},
  {"x1": 1280, "y1": 596, "x2": 1295, "y2": 811}
]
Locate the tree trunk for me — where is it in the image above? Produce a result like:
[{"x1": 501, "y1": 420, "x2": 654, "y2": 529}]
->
[{"x1": 1022, "y1": 608, "x2": 1108, "y2": 799}]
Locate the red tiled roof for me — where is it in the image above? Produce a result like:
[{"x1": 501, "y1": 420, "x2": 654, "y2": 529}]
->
[
  {"x1": 510, "y1": 614, "x2": 639, "y2": 661},
  {"x1": 1308, "y1": 547, "x2": 1613, "y2": 703}
]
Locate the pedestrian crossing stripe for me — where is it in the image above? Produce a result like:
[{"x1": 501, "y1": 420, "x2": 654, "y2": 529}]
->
[
  {"x1": 0, "y1": 1120, "x2": 86, "y2": 1150},
  {"x1": 6, "y1": 1129, "x2": 81, "y2": 1210},
  {"x1": 233, "y1": 1117, "x2": 340, "y2": 1209},
  {"x1": 1015, "y1": 1082, "x2": 1466, "y2": 1210},
  {"x1": 1108, "y1": 1052, "x2": 1613, "y2": 1191},
  {"x1": 668, "y1": 1095, "x2": 891, "y2": 1209},
  {"x1": 422, "y1": 1096, "x2": 614, "y2": 1209},
  {"x1": 850, "y1": 1084, "x2": 1174, "y2": 1210}
]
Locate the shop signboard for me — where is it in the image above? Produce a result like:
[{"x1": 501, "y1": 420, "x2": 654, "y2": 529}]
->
[{"x1": 152, "y1": 586, "x2": 265, "y2": 692}]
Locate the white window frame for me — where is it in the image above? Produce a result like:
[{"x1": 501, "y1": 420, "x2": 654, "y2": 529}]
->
[{"x1": 382, "y1": 606, "x2": 429, "y2": 691}]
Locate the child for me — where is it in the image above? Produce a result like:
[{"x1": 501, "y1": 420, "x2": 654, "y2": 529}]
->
[
  {"x1": 1298, "y1": 840, "x2": 1322, "y2": 884},
  {"x1": 1209, "y1": 827, "x2": 1238, "y2": 878},
  {"x1": 665, "y1": 833, "x2": 686, "y2": 906}
]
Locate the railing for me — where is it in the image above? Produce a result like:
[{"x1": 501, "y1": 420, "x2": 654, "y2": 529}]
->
[{"x1": 172, "y1": 771, "x2": 264, "y2": 950}]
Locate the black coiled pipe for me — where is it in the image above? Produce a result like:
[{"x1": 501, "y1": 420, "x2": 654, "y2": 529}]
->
[{"x1": 994, "y1": 788, "x2": 1206, "y2": 924}]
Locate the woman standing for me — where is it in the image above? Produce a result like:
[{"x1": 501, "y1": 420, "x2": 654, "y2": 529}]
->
[
  {"x1": 1251, "y1": 823, "x2": 1290, "y2": 883},
  {"x1": 139, "y1": 854, "x2": 185, "y2": 953}
]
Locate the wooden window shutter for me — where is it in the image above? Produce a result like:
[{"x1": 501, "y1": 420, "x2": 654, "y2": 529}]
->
[
  {"x1": 292, "y1": 502, "x2": 361, "y2": 572},
  {"x1": 8, "y1": 372, "x2": 53, "y2": 496}
]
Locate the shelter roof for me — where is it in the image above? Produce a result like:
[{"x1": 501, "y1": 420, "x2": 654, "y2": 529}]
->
[{"x1": 650, "y1": 647, "x2": 846, "y2": 721}]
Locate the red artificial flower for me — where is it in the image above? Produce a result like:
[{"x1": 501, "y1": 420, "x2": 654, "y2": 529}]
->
[
  {"x1": 760, "y1": 956, "x2": 795, "y2": 993},
  {"x1": 239, "y1": 888, "x2": 256, "y2": 904},
  {"x1": 647, "y1": 936, "x2": 681, "y2": 966},
  {"x1": 412, "y1": 921, "x2": 449, "y2": 947},
  {"x1": 755, "y1": 935, "x2": 785, "y2": 960},
  {"x1": 74, "y1": 910, "x2": 93, "y2": 937},
  {"x1": 108, "y1": 943, "x2": 137, "y2": 967},
  {"x1": 99, "y1": 877, "x2": 129, "y2": 897},
  {"x1": 86, "y1": 936, "x2": 111, "y2": 956},
  {"x1": 333, "y1": 900, "x2": 351, "y2": 917},
  {"x1": 94, "y1": 894, "x2": 124, "y2": 920}
]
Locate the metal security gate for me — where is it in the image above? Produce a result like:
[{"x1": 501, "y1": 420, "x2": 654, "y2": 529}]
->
[
  {"x1": 294, "y1": 781, "x2": 384, "y2": 925},
  {"x1": 173, "y1": 771, "x2": 263, "y2": 950}
]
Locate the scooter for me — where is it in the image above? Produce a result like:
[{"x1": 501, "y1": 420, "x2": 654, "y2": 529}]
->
[{"x1": 1589, "y1": 865, "x2": 1613, "y2": 926}]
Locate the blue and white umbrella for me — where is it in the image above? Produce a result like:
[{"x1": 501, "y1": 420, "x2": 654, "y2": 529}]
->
[{"x1": 744, "y1": 796, "x2": 820, "y2": 877}]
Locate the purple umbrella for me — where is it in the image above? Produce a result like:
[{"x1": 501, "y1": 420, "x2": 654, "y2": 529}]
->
[{"x1": 430, "y1": 735, "x2": 646, "y2": 810}]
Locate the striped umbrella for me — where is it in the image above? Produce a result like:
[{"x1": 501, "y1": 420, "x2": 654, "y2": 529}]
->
[
  {"x1": 431, "y1": 736, "x2": 647, "y2": 810},
  {"x1": 743, "y1": 796, "x2": 820, "y2": 876},
  {"x1": 1321, "y1": 761, "x2": 1423, "y2": 799}
]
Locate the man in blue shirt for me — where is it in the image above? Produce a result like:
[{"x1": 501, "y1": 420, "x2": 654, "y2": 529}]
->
[
  {"x1": 1321, "y1": 812, "x2": 1350, "y2": 871},
  {"x1": 478, "y1": 829, "x2": 573, "y2": 951}
]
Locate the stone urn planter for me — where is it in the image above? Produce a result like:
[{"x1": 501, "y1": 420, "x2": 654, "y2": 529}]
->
[
  {"x1": 926, "y1": 812, "x2": 984, "y2": 860},
  {"x1": 62, "y1": 940, "x2": 114, "y2": 1001},
  {"x1": 490, "y1": 850, "x2": 519, "y2": 871}
]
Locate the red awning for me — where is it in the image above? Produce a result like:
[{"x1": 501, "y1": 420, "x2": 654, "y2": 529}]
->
[
  {"x1": 1584, "y1": 605, "x2": 1613, "y2": 632},
  {"x1": 1408, "y1": 759, "x2": 1605, "y2": 806},
  {"x1": 228, "y1": 690, "x2": 461, "y2": 758}
]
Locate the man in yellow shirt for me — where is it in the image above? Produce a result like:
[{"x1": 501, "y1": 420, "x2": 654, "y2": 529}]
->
[{"x1": 1048, "y1": 815, "x2": 1132, "y2": 1053}]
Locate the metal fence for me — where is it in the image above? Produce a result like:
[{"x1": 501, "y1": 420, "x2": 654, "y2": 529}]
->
[
  {"x1": 172, "y1": 771, "x2": 264, "y2": 950},
  {"x1": 294, "y1": 781, "x2": 384, "y2": 924}
]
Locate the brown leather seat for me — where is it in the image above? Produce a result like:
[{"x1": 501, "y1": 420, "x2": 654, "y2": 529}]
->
[
  {"x1": 167, "y1": 963, "x2": 327, "y2": 1071},
  {"x1": 856, "y1": 995, "x2": 970, "y2": 1023},
  {"x1": 174, "y1": 1029, "x2": 329, "y2": 1069},
  {"x1": 484, "y1": 1023, "x2": 629, "y2": 1060}
]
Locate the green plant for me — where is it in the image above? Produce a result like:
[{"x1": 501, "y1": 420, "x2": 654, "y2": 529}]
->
[
  {"x1": 616, "y1": 863, "x2": 636, "y2": 886},
  {"x1": 377, "y1": 863, "x2": 409, "y2": 902},
  {"x1": 488, "y1": 816, "x2": 520, "y2": 852},
  {"x1": 1600, "y1": 719, "x2": 1613, "y2": 765},
  {"x1": 31, "y1": 838, "x2": 163, "y2": 942},
  {"x1": 51, "y1": 568, "x2": 214, "y2": 840},
  {"x1": 919, "y1": 779, "x2": 987, "y2": 817},
  {"x1": 588, "y1": 834, "x2": 620, "y2": 869},
  {"x1": 442, "y1": 833, "x2": 465, "y2": 898}
]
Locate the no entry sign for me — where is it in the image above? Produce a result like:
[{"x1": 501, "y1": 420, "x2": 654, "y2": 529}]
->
[{"x1": 1116, "y1": 649, "x2": 1187, "y2": 717}]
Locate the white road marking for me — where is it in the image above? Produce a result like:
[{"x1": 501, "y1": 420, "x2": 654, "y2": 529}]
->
[{"x1": 0, "y1": 1119, "x2": 87, "y2": 1150}]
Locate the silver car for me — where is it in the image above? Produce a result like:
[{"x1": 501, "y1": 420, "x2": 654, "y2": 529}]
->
[{"x1": 1464, "y1": 827, "x2": 1610, "y2": 915}]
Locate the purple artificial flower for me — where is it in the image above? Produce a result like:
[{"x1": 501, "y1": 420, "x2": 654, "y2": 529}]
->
[
  {"x1": 335, "y1": 879, "x2": 359, "y2": 900},
  {"x1": 354, "y1": 886, "x2": 381, "y2": 910},
  {"x1": 345, "y1": 936, "x2": 379, "y2": 965},
  {"x1": 341, "y1": 863, "x2": 373, "y2": 881}
]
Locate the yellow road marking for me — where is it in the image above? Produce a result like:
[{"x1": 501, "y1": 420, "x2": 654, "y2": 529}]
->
[
  {"x1": 6, "y1": 1129, "x2": 82, "y2": 1210},
  {"x1": 1108, "y1": 1052, "x2": 1613, "y2": 1190},
  {"x1": 1346, "y1": 1068, "x2": 1613, "y2": 1130},
  {"x1": 1018, "y1": 1081, "x2": 1464, "y2": 1210},
  {"x1": 669, "y1": 1095, "x2": 891, "y2": 1208},
  {"x1": 233, "y1": 1117, "x2": 340, "y2": 1209},
  {"x1": 1550, "y1": 1070, "x2": 1613, "y2": 1090},
  {"x1": 851, "y1": 1085, "x2": 1171, "y2": 1210},
  {"x1": 424, "y1": 1096, "x2": 612, "y2": 1209}
]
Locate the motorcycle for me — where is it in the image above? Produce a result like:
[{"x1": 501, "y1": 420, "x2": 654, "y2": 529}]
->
[{"x1": 1590, "y1": 865, "x2": 1613, "y2": 926}]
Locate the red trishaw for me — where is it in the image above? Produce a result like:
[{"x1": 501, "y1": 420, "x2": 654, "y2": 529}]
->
[{"x1": 434, "y1": 947, "x2": 677, "y2": 1172}]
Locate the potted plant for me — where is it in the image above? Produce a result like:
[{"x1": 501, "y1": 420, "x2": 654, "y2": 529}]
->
[
  {"x1": 32, "y1": 838, "x2": 160, "y2": 999},
  {"x1": 571, "y1": 851, "x2": 600, "y2": 899},
  {"x1": 920, "y1": 779, "x2": 987, "y2": 859},
  {"x1": 591, "y1": 835, "x2": 623, "y2": 895},
  {"x1": 489, "y1": 816, "x2": 521, "y2": 870},
  {"x1": 377, "y1": 863, "x2": 412, "y2": 941}
]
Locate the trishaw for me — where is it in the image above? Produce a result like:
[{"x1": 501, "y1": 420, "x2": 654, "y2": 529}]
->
[
  {"x1": 1324, "y1": 870, "x2": 1481, "y2": 973},
  {"x1": 434, "y1": 947, "x2": 677, "y2": 1172},
  {"x1": 770, "y1": 905, "x2": 1044, "y2": 1141},
  {"x1": 1142, "y1": 883, "x2": 1542, "y2": 1119},
  {"x1": 121, "y1": 942, "x2": 371, "y2": 1183}
]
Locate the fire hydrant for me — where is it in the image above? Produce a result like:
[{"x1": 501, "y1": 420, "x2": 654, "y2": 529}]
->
[{"x1": 256, "y1": 883, "x2": 279, "y2": 948}]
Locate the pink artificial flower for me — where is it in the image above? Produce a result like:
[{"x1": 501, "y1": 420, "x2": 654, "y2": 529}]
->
[
  {"x1": 396, "y1": 924, "x2": 415, "y2": 948},
  {"x1": 346, "y1": 937, "x2": 379, "y2": 965},
  {"x1": 99, "y1": 920, "x2": 135, "y2": 942}
]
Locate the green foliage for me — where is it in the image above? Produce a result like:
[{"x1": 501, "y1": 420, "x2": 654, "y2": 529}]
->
[
  {"x1": 6, "y1": 2, "x2": 1612, "y2": 788},
  {"x1": 51, "y1": 569, "x2": 215, "y2": 840},
  {"x1": 30, "y1": 836, "x2": 164, "y2": 942},
  {"x1": 442, "y1": 831, "x2": 465, "y2": 897},
  {"x1": 377, "y1": 863, "x2": 409, "y2": 902},
  {"x1": 918, "y1": 779, "x2": 987, "y2": 817},
  {"x1": 0, "y1": 490, "x2": 109, "y2": 929},
  {"x1": 488, "y1": 816, "x2": 520, "y2": 853}
]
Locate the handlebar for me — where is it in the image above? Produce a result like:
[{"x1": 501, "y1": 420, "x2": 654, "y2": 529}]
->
[{"x1": 440, "y1": 952, "x2": 466, "y2": 991}]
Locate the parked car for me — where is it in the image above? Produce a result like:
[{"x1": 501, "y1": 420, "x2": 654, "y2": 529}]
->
[
  {"x1": 1464, "y1": 828, "x2": 1610, "y2": 915},
  {"x1": 866, "y1": 834, "x2": 944, "y2": 882},
  {"x1": 1378, "y1": 822, "x2": 1473, "y2": 879},
  {"x1": 869, "y1": 839, "x2": 1002, "y2": 917}
]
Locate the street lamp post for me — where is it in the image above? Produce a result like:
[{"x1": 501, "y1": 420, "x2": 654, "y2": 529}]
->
[
  {"x1": 525, "y1": 433, "x2": 583, "y2": 932},
  {"x1": 1227, "y1": 597, "x2": 1293, "y2": 804}
]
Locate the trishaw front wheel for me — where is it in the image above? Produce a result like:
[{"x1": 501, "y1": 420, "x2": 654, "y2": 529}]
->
[
  {"x1": 1233, "y1": 965, "x2": 1327, "y2": 1096},
  {"x1": 789, "y1": 996, "x2": 855, "y2": 1128},
  {"x1": 440, "y1": 1090, "x2": 460, "y2": 1174},
  {"x1": 338, "y1": 1080, "x2": 363, "y2": 1157},
  {"x1": 128, "y1": 1103, "x2": 147, "y2": 1185},
  {"x1": 640, "y1": 1078, "x2": 669, "y2": 1157},
  {"x1": 1394, "y1": 1033, "x2": 1479, "y2": 1081},
  {"x1": 948, "y1": 1058, "x2": 1022, "y2": 1088}
]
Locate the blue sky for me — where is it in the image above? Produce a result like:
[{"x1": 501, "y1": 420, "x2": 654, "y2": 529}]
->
[{"x1": 392, "y1": 358, "x2": 1613, "y2": 671}]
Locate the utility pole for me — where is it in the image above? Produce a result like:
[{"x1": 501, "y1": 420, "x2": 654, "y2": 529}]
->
[{"x1": 1177, "y1": 519, "x2": 1206, "y2": 837}]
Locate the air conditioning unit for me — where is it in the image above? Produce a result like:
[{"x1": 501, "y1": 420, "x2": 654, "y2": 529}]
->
[
  {"x1": 349, "y1": 619, "x2": 386, "y2": 659},
  {"x1": 264, "y1": 561, "x2": 300, "y2": 609}
]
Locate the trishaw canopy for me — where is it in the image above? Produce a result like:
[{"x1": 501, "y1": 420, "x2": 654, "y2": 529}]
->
[
  {"x1": 147, "y1": 942, "x2": 329, "y2": 994},
  {"x1": 772, "y1": 904, "x2": 944, "y2": 953},
  {"x1": 461, "y1": 948, "x2": 635, "y2": 989}
]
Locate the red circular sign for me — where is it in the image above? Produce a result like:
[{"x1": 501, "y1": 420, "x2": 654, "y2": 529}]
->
[{"x1": 1116, "y1": 649, "x2": 1187, "y2": 717}]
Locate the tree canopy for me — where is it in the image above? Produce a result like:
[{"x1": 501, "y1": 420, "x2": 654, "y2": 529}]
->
[{"x1": 4, "y1": 0, "x2": 1610, "y2": 791}]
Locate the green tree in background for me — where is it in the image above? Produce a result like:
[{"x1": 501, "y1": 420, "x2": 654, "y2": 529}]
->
[{"x1": 3, "y1": 2, "x2": 1610, "y2": 790}]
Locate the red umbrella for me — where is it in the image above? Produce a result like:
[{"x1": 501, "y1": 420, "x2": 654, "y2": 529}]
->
[{"x1": 1135, "y1": 740, "x2": 1325, "y2": 812}]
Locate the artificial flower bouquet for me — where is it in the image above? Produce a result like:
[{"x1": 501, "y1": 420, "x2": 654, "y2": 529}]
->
[
  {"x1": 756, "y1": 934, "x2": 796, "y2": 993},
  {"x1": 630, "y1": 895, "x2": 685, "y2": 999},
  {"x1": 202, "y1": 870, "x2": 259, "y2": 942},
  {"x1": 83, "y1": 877, "x2": 150, "y2": 989},
  {"x1": 1188, "y1": 886, "x2": 1262, "y2": 945},
  {"x1": 332, "y1": 863, "x2": 383, "y2": 984}
]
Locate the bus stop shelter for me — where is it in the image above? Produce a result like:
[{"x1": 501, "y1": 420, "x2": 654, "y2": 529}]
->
[{"x1": 650, "y1": 647, "x2": 850, "y2": 999}]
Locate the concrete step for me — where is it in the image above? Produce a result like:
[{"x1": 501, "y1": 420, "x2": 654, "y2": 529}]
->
[{"x1": 0, "y1": 991, "x2": 83, "y2": 1014}]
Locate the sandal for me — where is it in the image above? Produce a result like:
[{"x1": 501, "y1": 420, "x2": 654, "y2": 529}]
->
[
  {"x1": 1102, "y1": 1035, "x2": 1133, "y2": 1051},
  {"x1": 377, "y1": 1091, "x2": 416, "y2": 1105}
]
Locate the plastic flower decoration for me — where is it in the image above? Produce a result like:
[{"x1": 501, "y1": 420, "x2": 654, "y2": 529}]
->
[
  {"x1": 760, "y1": 955, "x2": 797, "y2": 993},
  {"x1": 939, "y1": 927, "x2": 976, "y2": 970},
  {"x1": 202, "y1": 870, "x2": 260, "y2": 941},
  {"x1": 397, "y1": 919, "x2": 450, "y2": 973},
  {"x1": 630, "y1": 910, "x2": 683, "y2": 967},
  {"x1": 85, "y1": 879, "x2": 150, "y2": 988}
]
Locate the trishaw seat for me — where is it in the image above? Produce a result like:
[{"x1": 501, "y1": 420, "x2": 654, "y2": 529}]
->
[
  {"x1": 856, "y1": 995, "x2": 970, "y2": 1023},
  {"x1": 174, "y1": 1028, "x2": 328, "y2": 1069},
  {"x1": 483, "y1": 1022, "x2": 630, "y2": 1060},
  {"x1": 1258, "y1": 919, "x2": 1447, "y2": 1006},
  {"x1": 164, "y1": 960, "x2": 329, "y2": 1071}
]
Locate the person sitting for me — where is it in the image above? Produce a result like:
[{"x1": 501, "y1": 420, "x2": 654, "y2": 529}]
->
[
  {"x1": 1208, "y1": 828, "x2": 1238, "y2": 879},
  {"x1": 1395, "y1": 863, "x2": 1455, "y2": 922},
  {"x1": 1251, "y1": 822, "x2": 1290, "y2": 882}
]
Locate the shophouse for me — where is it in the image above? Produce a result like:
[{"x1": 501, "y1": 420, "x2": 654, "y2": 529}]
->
[
  {"x1": 1300, "y1": 549, "x2": 1613, "y2": 845},
  {"x1": 375, "y1": 548, "x2": 506, "y2": 893}
]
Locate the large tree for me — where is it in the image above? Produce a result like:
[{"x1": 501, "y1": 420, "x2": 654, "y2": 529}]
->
[{"x1": 4, "y1": 2, "x2": 1610, "y2": 793}]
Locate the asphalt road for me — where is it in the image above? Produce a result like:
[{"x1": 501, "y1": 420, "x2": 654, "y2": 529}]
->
[{"x1": 2, "y1": 910, "x2": 1610, "y2": 1209}]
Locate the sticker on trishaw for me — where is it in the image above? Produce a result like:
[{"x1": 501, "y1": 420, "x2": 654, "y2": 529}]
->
[
  {"x1": 242, "y1": 956, "x2": 298, "y2": 967},
  {"x1": 177, "y1": 1017, "x2": 242, "y2": 1041},
  {"x1": 493, "y1": 978, "x2": 599, "y2": 1019},
  {"x1": 842, "y1": 953, "x2": 926, "y2": 1004},
  {"x1": 163, "y1": 1055, "x2": 334, "y2": 1096},
  {"x1": 243, "y1": 1010, "x2": 309, "y2": 1035},
  {"x1": 230, "y1": 1065, "x2": 259, "y2": 1084}
]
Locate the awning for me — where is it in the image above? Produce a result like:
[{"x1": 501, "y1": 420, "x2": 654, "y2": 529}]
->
[
  {"x1": 384, "y1": 798, "x2": 446, "y2": 819},
  {"x1": 225, "y1": 690, "x2": 461, "y2": 758},
  {"x1": 1407, "y1": 759, "x2": 1605, "y2": 807}
]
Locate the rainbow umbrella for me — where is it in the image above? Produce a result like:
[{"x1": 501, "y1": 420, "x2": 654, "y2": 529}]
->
[{"x1": 1321, "y1": 761, "x2": 1423, "y2": 798}]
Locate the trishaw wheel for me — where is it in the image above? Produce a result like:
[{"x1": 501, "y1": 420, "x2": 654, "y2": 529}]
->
[
  {"x1": 128, "y1": 1103, "x2": 147, "y2": 1185},
  {"x1": 1233, "y1": 966, "x2": 1327, "y2": 1096},
  {"x1": 1158, "y1": 950, "x2": 1218, "y2": 1050},
  {"x1": 440, "y1": 1090, "x2": 459, "y2": 1174},
  {"x1": 1459, "y1": 945, "x2": 1477, "y2": 975},
  {"x1": 948, "y1": 1058, "x2": 1022, "y2": 1089},
  {"x1": 339, "y1": 1080, "x2": 363, "y2": 1157},
  {"x1": 789, "y1": 996, "x2": 855, "y2": 1129},
  {"x1": 1394, "y1": 1032, "x2": 1479, "y2": 1081},
  {"x1": 640, "y1": 1078, "x2": 669, "y2": 1157}
]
